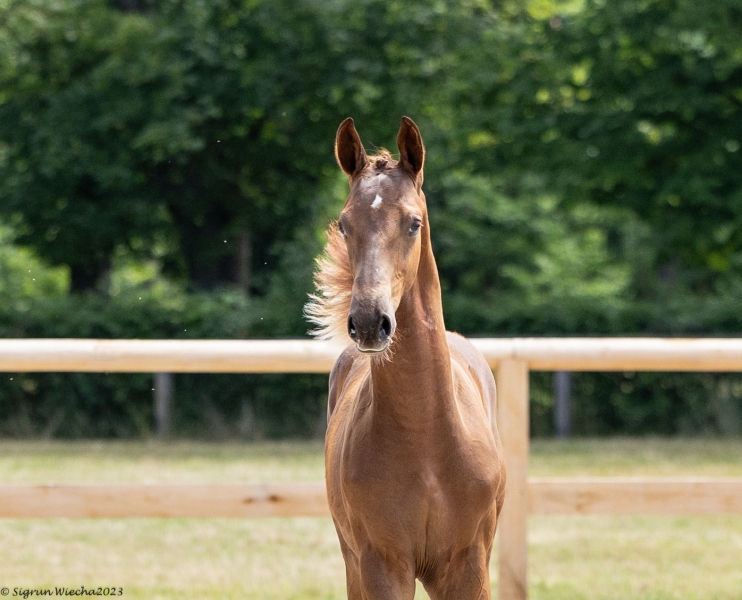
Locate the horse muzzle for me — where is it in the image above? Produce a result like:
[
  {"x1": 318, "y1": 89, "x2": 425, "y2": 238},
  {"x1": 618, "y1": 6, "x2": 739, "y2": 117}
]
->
[{"x1": 347, "y1": 304, "x2": 396, "y2": 353}]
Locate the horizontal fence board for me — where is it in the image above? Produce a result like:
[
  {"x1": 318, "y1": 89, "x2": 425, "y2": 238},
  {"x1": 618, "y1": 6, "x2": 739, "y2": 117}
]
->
[
  {"x1": 0, "y1": 483, "x2": 329, "y2": 518},
  {"x1": 479, "y1": 338, "x2": 742, "y2": 372},
  {"x1": 529, "y1": 478, "x2": 742, "y2": 515},
  {"x1": 4, "y1": 338, "x2": 742, "y2": 373},
  {"x1": 1, "y1": 479, "x2": 740, "y2": 518},
  {"x1": 0, "y1": 339, "x2": 343, "y2": 374}
]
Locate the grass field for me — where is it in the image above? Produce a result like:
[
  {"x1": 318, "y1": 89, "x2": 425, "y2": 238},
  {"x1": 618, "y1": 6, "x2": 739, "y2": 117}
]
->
[{"x1": 1, "y1": 438, "x2": 741, "y2": 599}]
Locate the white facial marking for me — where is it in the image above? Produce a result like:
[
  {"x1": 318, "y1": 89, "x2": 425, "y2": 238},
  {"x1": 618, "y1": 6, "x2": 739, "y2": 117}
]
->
[{"x1": 371, "y1": 194, "x2": 383, "y2": 208}]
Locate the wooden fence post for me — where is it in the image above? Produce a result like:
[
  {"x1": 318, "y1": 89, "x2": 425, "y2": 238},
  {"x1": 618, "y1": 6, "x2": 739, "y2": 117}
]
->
[
  {"x1": 496, "y1": 359, "x2": 529, "y2": 600},
  {"x1": 153, "y1": 372, "x2": 173, "y2": 438},
  {"x1": 553, "y1": 370, "x2": 571, "y2": 438}
]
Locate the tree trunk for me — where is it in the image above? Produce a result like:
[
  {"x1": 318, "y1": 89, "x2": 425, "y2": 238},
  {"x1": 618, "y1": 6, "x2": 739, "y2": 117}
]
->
[
  {"x1": 70, "y1": 262, "x2": 110, "y2": 292},
  {"x1": 236, "y1": 229, "x2": 252, "y2": 297}
]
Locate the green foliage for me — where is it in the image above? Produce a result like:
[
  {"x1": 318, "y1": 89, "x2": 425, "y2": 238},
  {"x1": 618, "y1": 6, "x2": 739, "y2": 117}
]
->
[
  {"x1": 0, "y1": 222, "x2": 328, "y2": 438},
  {"x1": 1, "y1": 0, "x2": 742, "y2": 437},
  {"x1": 530, "y1": 371, "x2": 742, "y2": 437},
  {"x1": 430, "y1": 172, "x2": 632, "y2": 334},
  {"x1": 0, "y1": 249, "x2": 328, "y2": 438},
  {"x1": 0, "y1": 0, "x2": 492, "y2": 290},
  {"x1": 0, "y1": 222, "x2": 69, "y2": 308},
  {"x1": 446, "y1": 0, "x2": 742, "y2": 293}
]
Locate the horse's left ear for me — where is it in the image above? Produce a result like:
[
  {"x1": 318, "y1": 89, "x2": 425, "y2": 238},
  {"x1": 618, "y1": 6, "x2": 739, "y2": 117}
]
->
[{"x1": 396, "y1": 116, "x2": 425, "y2": 184}]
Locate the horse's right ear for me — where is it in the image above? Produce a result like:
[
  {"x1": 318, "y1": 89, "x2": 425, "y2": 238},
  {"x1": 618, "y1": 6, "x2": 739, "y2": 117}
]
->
[{"x1": 335, "y1": 118, "x2": 368, "y2": 178}]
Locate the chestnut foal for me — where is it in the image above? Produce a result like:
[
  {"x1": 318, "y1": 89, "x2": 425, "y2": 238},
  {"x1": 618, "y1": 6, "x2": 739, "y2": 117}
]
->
[{"x1": 307, "y1": 117, "x2": 506, "y2": 599}]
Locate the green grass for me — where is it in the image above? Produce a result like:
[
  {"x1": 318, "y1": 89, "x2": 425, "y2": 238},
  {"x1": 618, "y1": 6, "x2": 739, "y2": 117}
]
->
[
  {"x1": 0, "y1": 440, "x2": 325, "y2": 483},
  {"x1": 529, "y1": 437, "x2": 742, "y2": 477},
  {"x1": 0, "y1": 438, "x2": 741, "y2": 599}
]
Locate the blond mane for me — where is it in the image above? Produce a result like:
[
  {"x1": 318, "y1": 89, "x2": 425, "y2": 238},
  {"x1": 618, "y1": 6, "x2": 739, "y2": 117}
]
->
[{"x1": 305, "y1": 221, "x2": 353, "y2": 342}]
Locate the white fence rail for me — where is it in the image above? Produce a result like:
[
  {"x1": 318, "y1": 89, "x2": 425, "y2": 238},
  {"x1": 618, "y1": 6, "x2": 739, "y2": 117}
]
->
[{"x1": 1, "y1": 337, "x2": 741, "y2": 600}]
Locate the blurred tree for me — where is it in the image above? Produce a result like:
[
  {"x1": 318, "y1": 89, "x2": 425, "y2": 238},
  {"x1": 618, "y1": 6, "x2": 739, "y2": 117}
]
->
[
  {"x1": 0, "y1": 222, "x2": 69, "y2": 311},
  {"x1": 0, "y1": 0, "x2": 487, "y2": 293},
  {"x1": 1, "y1": 0, "x2": 742, "y2": 436},
  {"x1": 0, "y1": 0, "x2": 337, "y2": 290},
  {"x1": 440, "y1": 0, "x2": 742, "y2": 302},
  {"x1": 429, "y1": 171, "x2": 632, "y2": 335}
]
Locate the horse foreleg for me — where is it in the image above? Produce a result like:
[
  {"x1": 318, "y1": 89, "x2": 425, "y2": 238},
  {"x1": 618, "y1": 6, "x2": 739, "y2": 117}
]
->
[
  {"x1": 336, "y1": 533, "x2": 364, "y2": 600},
  {"x1": 358, "y1": 546, "x2": 416, "y2": 600},
  {"x1": 424, "y1": 544, "x2": 493, "y2": 600}
]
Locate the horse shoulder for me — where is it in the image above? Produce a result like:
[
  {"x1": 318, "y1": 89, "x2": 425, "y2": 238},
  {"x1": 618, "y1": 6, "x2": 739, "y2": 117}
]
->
[
  {"x1": 446, "y1": 331, "x2": 507, "y2": 514},
  {"x1": 326, "y1": 344, "x2": 367, "y2": 533}
]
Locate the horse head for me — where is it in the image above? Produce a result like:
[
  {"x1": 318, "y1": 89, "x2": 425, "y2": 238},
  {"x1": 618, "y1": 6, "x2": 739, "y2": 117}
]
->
[{"x1": 334, "y1": 116, "x2": 426, "y2": 354}]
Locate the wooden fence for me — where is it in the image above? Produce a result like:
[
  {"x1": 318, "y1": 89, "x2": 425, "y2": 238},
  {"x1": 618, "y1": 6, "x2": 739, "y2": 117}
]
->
[{"x1": 1, "y1": 338, "x2": 742, "y2": 600}]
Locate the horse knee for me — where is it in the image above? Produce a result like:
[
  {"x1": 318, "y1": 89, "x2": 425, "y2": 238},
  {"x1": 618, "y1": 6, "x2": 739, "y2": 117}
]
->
[
  {"x1": 431, "y1": 547, "x2": 492, "y2": 600},
  {"x1": 358, "y1": 547, "x2": 416, "y2": 600}
]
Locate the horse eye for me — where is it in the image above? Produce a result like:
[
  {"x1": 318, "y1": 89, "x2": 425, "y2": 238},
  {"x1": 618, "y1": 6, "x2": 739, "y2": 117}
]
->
[
  {"x1": 338, "y1": 221, "x2": 347, "y2": 238},
  {"x1": 408, "y1": 220, "x2": 421, "y2": 236}
]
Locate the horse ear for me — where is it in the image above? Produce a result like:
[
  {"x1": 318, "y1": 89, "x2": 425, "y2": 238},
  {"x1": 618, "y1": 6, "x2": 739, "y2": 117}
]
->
[
  {"x1": 335, "y1": 118, "x2": 368, "y2": 178},
  {"x1": 396, "y1": 116, "x2": 425, "y2": 182}
]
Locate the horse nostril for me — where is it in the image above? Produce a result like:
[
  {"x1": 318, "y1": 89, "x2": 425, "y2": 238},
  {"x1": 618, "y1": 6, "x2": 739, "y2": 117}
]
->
[
  {"x1": 379, "y1": 315, "x2": 392, "y2": 340},
  {"x1": 348, "y1": 316, "x2": 358, "y2": 340}
]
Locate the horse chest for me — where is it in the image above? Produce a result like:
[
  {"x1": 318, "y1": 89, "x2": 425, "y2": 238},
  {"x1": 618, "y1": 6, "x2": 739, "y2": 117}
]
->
[
  {"x1": 334, "y1": 426, "x2": 500, "y2": 541},
  {"x1": 324, "y1": 347, "x2": 503, "y2": 566}
]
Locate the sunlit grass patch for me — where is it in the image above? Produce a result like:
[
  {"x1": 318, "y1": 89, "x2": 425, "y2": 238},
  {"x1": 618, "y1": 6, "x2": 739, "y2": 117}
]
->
[
  {"x1": 1, "y1": 517, "x2": 345, "y2": 600},
  {"x1": 0, "y1": 439, "x2": 325, "y2": 483},
  {"x1": 0, "y1": 438, "x2": 740, "y2": 598},
  {"x1": 529, "y1": 437, "x2": 742, "y2": 476},
  {"x1": 529, "y1": 515, "x2": 742, "y2": 600}
]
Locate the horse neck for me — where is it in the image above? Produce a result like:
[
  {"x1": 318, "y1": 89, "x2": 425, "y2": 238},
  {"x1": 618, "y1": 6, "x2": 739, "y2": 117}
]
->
[{"x1": 370, "y1": 214, "x2": 454, "y2": 425}]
